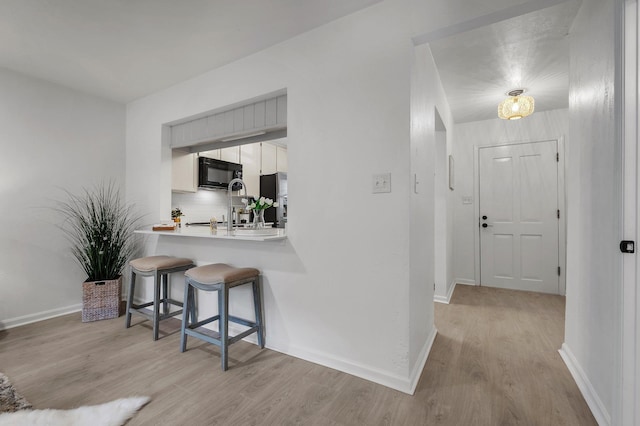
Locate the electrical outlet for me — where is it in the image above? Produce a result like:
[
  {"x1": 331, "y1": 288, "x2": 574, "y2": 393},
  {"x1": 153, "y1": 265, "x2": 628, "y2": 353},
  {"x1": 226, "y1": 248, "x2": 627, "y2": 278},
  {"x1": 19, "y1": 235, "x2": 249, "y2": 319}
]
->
[{"x1": 373, "y1": 173, "x2": 391, "y2": 193}]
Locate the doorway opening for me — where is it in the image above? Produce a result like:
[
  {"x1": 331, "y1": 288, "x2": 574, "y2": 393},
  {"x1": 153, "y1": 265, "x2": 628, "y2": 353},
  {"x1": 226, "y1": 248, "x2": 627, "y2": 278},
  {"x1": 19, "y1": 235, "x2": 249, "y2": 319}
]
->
[{"x1": 434, "y1": 107, "x2": 454, "y2": 303}]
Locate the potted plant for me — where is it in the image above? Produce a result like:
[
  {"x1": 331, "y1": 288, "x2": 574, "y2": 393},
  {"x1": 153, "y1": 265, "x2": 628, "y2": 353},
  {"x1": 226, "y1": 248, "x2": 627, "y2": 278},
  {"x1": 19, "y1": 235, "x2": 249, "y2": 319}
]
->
[
  {"x1": 171, "y1": 207, "x2": 183, "y2": 227},
  {"x1": 57, "y1": 182, "x2": 142, "y2": 322}
]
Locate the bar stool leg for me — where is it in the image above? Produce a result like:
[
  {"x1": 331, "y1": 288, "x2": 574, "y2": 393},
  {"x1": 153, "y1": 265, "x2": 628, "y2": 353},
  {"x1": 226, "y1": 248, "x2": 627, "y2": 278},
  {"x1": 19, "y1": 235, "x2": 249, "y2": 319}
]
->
[
  {"x1": 252, "y1": 278, "x2": 264, "y2": 349},
  {"x1": 190, "y1": 285, "x2": 197, "y2": 324},
  {"x1": 180, "y1": 281, "x2": 191, "y2": 353},
  {"x1": 219, "y1": 286, "x2": 229, "y2": 371},
  {"x1": 189, "y1": 287, "x2": 197, "y2": 324},
  {"x1": 125, "y1": 268, "x2": 136, "y2": 328},
  {"x1": 153, "y1": 270, "x2": 161, "y2": 341},
  {"x1": 162, "y1": 273, "x2": 169, "y2": 315}
]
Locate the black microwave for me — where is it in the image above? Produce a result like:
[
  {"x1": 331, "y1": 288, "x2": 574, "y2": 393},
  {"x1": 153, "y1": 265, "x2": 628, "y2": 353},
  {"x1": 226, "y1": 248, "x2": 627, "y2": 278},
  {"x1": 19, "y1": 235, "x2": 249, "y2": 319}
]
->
[{"x1": 198, "y1": 157, "x2": 243, "y2": 191}]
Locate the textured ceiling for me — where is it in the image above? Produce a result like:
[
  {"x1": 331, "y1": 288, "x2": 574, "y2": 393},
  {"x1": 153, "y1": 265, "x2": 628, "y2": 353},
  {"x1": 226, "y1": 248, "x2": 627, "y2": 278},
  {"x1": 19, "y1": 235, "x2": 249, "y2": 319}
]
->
[
  {"x1": 0, "y1": 0, "x2": 381, "y2": 103},
  {"x1": 428, "y1": 0, "x2": 581, "y2": 123},
  {"x1": 0, "y1": 0, "x2": 581, "y2": 120}
]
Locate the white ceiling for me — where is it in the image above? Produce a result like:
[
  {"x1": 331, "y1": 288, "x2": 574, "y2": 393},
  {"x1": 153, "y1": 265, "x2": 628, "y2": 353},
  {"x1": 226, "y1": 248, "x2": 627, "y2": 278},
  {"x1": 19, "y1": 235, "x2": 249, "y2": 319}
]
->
[
  {"x1": 428, "y1": 0, "x2": 581, "y2": 123},
  {"x1": 0, "y1": 0, "x2": 581, "y2": 123},
  {"x1": 0, "y1": 0, "x2": 381, "y2": 103}
]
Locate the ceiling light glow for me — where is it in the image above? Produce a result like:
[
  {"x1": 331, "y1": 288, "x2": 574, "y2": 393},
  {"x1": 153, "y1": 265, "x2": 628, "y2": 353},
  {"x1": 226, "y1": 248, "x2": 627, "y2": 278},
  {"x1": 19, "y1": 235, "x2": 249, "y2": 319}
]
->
[{"x1": 498, "y1": 89, "x2": 535, "y2": 120}]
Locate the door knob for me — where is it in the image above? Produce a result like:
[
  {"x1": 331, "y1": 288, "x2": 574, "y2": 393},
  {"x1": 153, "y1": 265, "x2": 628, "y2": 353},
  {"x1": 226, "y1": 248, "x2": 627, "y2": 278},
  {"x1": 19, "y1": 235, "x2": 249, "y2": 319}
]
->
[
  {"x1": 482, "y1": 223, "x2": 488, "y2": 228},
  {"x1": 482, "y1": 215, "x2": 487, "y2": 220}
]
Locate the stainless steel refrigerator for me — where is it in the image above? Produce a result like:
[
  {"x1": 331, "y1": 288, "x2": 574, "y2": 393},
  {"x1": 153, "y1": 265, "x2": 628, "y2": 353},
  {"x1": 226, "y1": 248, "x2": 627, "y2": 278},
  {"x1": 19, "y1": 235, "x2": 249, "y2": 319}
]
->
[{"x1": 259, "y1": 172, "x2": 287, "y2": 228}]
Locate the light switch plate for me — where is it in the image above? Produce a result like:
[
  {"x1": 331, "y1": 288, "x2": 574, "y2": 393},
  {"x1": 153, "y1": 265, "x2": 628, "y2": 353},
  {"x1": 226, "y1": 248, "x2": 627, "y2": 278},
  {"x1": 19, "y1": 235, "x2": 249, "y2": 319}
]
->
[
  {"x1": 462, "y1": 196, "x2": 473, "y2": 205},
  {"x1": 373, "y1": 173, "x2": 391, "y2": 193}
]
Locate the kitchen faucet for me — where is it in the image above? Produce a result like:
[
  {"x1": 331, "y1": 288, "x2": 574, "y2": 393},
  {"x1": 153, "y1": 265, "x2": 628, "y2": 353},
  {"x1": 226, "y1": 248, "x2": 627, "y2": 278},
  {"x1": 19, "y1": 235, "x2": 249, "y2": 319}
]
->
[{"x1": 227, "y1": 178, "x2": 247, "y2": 232}]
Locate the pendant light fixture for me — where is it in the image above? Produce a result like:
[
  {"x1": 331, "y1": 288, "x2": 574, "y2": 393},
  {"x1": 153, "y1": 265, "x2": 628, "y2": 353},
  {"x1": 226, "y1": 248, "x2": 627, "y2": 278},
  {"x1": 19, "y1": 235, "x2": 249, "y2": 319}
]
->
[{"x1": 498, "y1": 89, "x2": 535, "y2": 120}]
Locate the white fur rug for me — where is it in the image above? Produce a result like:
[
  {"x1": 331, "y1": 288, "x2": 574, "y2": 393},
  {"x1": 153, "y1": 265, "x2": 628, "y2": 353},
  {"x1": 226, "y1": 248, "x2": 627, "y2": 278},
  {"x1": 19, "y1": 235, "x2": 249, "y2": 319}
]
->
[{"x1": 0, "y1": 396, "x2": 150, "y2": 426}]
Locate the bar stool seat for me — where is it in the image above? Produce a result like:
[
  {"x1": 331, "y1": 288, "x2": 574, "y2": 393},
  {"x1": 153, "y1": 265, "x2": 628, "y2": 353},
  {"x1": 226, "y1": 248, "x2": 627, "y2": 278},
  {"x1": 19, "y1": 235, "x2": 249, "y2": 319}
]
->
[
  {"x1": 126, "y1": 255, "x2": 194, "y2": 340},
  {"x1": 180, "y1": 263, "x2": 264, "y2": 371}
]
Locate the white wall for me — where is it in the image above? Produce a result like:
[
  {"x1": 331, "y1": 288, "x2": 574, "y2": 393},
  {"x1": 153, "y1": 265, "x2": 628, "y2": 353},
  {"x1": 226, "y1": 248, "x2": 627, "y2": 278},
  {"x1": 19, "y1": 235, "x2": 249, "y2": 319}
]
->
[
  {"x1": 561, "y1": 0, "x2": 619, "y2": 423},
  {"x1": 409, "y1": 44, "x2": 454, "y2": 377},
  {"x1": 452, "y1": 109, "x2": 569, "y2": 285},
  {"x1": 126, "y1": 2, "x2": 435, "y2": 393},
  {"x1": 0, "y1": 67, "x2": 125, "y2": 328}
]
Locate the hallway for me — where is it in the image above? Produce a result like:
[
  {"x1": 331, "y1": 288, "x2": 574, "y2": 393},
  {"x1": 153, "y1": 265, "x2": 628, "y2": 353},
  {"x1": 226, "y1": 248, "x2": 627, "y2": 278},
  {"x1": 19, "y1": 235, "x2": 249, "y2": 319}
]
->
[{"x1": 420, "y1": 285, "x2": 596, "y2": 425}]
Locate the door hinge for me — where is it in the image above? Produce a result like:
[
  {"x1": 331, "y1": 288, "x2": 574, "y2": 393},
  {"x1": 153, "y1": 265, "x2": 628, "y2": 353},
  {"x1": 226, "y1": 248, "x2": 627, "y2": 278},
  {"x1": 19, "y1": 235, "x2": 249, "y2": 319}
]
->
[
  {"x1": 556, "y1": 152, "x2": 559, "y2": 162},
  {"x1": 558, "y1": 266, "x2": 561, "y2": 276},
  {"x1": 620, "y1": 240, "x2": 635, "y2": 253},
  {"x1": 557, "y1": 209, "x2": 560, "y2": 219}
]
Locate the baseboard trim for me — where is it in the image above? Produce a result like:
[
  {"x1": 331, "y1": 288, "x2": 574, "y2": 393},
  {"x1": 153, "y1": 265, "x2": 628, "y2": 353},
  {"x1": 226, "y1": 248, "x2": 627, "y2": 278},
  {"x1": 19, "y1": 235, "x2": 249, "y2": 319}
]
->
[
  {"x1": 0, "y1": 304, "x2": 82, "y2": 331},
  {"x1": 558, "y1": 343, "x2": 611, "y2": 426},
  {"x1": 408, "y1": 326, "x2": 438, "y2": 394},
  {"x1": 455, "y1": 279, "x2": 476, "y2": 286},
  {"x1": 434, "y1": 281, "x2": 457, "y2": 304},
  {"x1": 267, "y1": 334, "x2": 430, "y2": 395}
]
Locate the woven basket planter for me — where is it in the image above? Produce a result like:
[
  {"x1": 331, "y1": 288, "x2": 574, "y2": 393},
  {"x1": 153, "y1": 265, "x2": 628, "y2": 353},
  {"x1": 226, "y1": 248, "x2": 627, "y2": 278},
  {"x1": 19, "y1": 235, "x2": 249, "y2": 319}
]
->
[{"x1": 82, "y1": 276, "x2": 122, "y2": 322}]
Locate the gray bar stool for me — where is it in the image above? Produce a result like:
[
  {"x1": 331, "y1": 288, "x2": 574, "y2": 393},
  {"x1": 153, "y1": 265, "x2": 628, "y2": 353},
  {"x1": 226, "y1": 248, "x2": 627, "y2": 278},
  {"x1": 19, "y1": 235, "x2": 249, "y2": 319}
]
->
[
  {"x1": 126, "y1": 255, "x2": 195, "y2": 340},
  {"x1": 180, "y1": 263, "x2": 264, "y2": 371}
]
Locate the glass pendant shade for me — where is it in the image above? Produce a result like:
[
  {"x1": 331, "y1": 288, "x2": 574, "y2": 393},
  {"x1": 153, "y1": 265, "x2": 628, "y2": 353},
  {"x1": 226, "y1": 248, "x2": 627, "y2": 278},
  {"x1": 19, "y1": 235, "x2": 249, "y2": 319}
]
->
[{"x1": 498, "y1": 94, "x2": 535, "y2": 120}]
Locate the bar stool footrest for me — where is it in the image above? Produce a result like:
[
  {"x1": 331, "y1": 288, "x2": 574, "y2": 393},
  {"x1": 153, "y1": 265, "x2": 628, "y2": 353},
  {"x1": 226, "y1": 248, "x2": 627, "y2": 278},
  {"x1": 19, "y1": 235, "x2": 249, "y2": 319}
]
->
[
  {"x1": 130, "y1": 307, "x2": 184, "y2": 321},
  {"x1": 184, "y1": 327, "x2": 222, "y2": 347},
  {"x1": 184, "y1": 325, "x2": 258, "y2": 346},
  {"x1": 132, "y1": 301, "x2": 154, "y2": 310},
  {"x1": 228, "y1": 315, "x2": 257, "y2": 328},
  {"x1": 189, "y1": 315, "x2": 221, "y2": 329},
  {"x1": 228, "y1": 327, "x2": 259, "y2": 344}
]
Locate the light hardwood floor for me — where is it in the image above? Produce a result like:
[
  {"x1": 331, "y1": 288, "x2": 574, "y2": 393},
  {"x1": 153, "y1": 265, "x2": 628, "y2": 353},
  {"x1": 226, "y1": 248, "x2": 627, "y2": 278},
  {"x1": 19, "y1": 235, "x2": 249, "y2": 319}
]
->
[{"x1": 0, "y1": 285, "x2": 596, "y2": 425}]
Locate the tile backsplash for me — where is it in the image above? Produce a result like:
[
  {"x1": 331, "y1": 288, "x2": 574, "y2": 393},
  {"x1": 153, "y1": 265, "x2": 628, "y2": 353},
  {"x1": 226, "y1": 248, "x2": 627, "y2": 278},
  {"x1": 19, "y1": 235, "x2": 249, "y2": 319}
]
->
[{"x1": 172, "y1": 190, "x2": 229, "y2": 223}]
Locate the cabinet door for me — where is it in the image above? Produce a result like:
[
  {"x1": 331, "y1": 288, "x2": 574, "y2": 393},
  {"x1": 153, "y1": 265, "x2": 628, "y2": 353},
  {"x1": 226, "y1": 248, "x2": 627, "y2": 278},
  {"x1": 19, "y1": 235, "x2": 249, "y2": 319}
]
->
[
  {"x1": 261, "y1": 142, "x2": 277, "y2": 175},
  {"x1": 221, "y1": 146, "x2": 240, "y2": 163},
  {"x1": 199, "y1": 149, "x2": 220, "y2": 160},
  {"x1": 276, "y1": 146, "x2": 288, "y2": 172},
  {"x1": 172, "y1": 150, "x2": 197, "y2": 193},
  {"x1": 240, "y1": 143, "x2": 260, "y2": 198}
]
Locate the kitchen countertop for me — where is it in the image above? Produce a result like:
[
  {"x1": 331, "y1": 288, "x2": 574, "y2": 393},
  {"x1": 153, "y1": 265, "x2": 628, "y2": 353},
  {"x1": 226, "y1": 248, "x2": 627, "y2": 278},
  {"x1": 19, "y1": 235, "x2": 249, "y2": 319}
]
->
[{"x1": 135, "y1": 225, "x2": 287, "y2": 241}]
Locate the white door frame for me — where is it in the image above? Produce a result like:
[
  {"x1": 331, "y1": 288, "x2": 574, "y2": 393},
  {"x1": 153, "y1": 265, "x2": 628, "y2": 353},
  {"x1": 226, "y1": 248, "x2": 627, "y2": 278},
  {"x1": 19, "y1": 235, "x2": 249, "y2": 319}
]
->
[
  {"x1": 618, "y1": 0, "x2": 638, "y2": 424},
  {"x1": 434, "y1": 107, "x2": 451, "y2": 303},
  {"x1": 473, "y1": 138, "x2": 567, "y2": 295}
]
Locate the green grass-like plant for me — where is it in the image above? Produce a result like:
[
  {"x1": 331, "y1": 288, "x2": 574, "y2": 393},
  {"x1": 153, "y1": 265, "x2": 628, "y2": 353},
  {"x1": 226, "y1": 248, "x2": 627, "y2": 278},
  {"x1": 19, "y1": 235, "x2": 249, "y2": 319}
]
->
[{"x1": 56, "y1": 183, "x2": 142, "y2": 281}]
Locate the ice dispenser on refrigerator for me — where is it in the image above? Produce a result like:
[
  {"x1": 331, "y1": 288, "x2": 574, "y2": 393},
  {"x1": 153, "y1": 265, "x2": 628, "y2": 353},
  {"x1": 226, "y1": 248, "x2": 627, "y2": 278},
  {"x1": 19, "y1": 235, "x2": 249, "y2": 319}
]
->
[{"x1": 259, "y1": 172, "x2": 287, "y2": 228}]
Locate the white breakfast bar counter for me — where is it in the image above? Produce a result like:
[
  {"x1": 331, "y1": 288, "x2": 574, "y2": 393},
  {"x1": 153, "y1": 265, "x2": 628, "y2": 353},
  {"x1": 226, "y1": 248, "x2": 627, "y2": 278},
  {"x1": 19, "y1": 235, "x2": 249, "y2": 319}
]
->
[{"x1": 134, "y1": 225, "x2": 287, "y2": 242}]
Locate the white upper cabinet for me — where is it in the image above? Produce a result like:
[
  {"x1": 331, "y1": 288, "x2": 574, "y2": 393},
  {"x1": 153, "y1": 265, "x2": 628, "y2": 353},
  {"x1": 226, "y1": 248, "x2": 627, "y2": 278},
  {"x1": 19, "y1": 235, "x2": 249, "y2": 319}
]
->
[
  {"x1": 200, "y1": 147, "x2": 241, "y2": 164},
  {"x1": 220, "y1": 146, "x2": 240, "y2": 163},
  {"x1": 261, "y1": 142, "x2": 277, "y2": 175},
  {"x1": 199, "y1": 149, "x2": 221, "y2": 160},
  {"x1": 261, "y1": 142, "x2": 287, "y2": 175},
  {"x1": 171, "y1": 150, "x2": 197, "y2": 193},
  {"x1": 241, "y1": 144, "x2": 260, "y2": 198},
  {"x1": 276, "y1": 146, "x2": 288, "y2": 173}
]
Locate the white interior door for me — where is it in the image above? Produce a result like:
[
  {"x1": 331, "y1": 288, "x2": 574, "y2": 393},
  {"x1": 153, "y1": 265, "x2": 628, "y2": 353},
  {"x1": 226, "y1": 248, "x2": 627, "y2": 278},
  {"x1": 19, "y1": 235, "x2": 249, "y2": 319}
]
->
[{"x1": 479, "y1": 140, "x2": 560, "y2": 294}]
